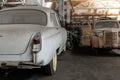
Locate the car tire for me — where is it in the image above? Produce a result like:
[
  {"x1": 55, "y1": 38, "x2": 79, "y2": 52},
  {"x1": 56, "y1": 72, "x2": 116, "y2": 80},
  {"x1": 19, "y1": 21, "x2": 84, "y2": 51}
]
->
[
  {"x1": 66, "y1": 40, "x2": 73, "y2": 50},
  {"x1": 42, "y1": 53, "x2": 57, "y2": 75}
]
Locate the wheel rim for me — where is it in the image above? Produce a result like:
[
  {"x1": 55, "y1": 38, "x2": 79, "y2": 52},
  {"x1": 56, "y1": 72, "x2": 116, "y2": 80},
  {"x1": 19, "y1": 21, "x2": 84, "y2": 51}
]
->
[
  {"x1": 52, "y1": 53, "x2": 57, "y2": 71},
  {"x1": 67, "y1": 40, "x2": 73, "y2": 50}
]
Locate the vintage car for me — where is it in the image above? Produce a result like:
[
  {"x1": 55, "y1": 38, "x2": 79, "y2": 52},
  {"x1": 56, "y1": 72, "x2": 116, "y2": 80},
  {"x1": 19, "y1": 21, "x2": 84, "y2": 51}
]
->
[
  {"x1": 0, "y1": 6, "x2": 67, "y2": 75},
  {"x1": 90, "y1": 20, "x2": 120, "y2": 50}
]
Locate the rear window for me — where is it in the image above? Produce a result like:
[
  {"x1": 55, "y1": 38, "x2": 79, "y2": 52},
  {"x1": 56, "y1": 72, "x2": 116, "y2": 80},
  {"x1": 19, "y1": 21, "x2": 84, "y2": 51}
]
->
[{"x1": 0, "y1": 9, "x2": 47, "y2": 26}]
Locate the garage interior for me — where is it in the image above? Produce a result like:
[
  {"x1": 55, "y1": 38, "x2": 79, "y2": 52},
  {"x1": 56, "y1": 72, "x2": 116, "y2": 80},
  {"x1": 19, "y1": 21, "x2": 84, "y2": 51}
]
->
[{"x1": 0, "y1": 0, "x2": 120, "y2": 80}]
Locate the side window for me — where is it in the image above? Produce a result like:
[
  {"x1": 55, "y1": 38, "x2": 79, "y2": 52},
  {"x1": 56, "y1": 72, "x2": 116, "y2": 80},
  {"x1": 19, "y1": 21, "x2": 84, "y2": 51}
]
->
[{"x1": 50, "y1": 13, "x2": 59, "y2": 27}]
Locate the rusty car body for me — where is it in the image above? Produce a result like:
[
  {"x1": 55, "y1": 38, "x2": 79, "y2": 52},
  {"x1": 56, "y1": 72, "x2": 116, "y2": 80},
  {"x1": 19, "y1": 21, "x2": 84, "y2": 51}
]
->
[{"x1": 90, "y1": 20, "x2": 120, "y2": 49}]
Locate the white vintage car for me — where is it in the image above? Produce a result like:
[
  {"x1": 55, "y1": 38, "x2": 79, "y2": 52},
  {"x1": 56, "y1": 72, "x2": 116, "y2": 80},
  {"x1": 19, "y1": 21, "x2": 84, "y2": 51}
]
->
[
  {"x1": 0, "y1": 6, "x2": 67, "y2": 75},
  {"x1": 90, "y1": 20, "x2": 120, "y2": 50}
]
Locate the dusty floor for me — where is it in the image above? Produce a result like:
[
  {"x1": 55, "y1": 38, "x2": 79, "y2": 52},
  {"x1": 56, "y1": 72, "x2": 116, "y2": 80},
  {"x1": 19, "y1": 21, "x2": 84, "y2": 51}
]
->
[{"x1": 1, "y1": 47, "x2": 120, "y2": 80}]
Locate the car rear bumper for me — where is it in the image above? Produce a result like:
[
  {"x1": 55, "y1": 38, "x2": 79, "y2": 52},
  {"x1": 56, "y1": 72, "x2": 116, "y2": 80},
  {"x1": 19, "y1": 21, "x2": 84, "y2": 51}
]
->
[
  {"x1": 0, "y1": 61, "x2": 44, "y2": 69},
  {"x1": 91, "y1": 36, "x2": 120, "y2": 49}
]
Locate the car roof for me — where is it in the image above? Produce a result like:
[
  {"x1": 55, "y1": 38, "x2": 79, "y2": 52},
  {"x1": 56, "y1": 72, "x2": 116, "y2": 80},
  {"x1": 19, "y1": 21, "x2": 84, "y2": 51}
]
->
[{"x1": 0, "y1": 6, "x2": 54, "y2": 13}]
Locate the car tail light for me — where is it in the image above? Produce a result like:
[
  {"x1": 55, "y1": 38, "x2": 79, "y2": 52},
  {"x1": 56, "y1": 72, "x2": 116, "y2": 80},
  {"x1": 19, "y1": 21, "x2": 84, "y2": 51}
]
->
[{"x1": 32, "y1": 34, "x2": 41, "y2": 53}]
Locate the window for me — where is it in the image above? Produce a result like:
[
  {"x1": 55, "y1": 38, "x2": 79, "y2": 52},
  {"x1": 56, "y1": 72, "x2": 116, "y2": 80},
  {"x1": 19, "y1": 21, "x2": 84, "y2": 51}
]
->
[
  {"x1": 50, "y1": 13, "x2": 58, "y2": 27},
  {"x1": 95, "y1": 21, "x2": 119, "y2": 28},
  {"x1": 0, "y1": 9, "x2": 47, "y2": 26}
]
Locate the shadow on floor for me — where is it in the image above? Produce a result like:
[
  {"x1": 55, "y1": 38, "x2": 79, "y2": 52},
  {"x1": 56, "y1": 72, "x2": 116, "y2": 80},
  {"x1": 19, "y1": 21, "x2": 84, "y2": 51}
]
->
[
  {"x1": 0, "y1": 69, "x2": 50, "y2": 80},
  {"x1": 70, "y1": 47, "x2": 120, "y2": 57}
]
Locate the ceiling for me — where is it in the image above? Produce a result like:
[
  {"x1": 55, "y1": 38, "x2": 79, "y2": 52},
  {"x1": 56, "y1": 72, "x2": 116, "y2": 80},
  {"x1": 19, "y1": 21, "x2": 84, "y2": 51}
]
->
[{"x1": 70, "y1": 0, "x2": 120, "y2": 8}]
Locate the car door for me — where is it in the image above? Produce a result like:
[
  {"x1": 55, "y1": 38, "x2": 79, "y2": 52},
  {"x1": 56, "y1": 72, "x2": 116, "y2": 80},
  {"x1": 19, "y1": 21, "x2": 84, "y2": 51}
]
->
[{"x1": 50, "y1": 12, "x2": 67, "y2": 53}]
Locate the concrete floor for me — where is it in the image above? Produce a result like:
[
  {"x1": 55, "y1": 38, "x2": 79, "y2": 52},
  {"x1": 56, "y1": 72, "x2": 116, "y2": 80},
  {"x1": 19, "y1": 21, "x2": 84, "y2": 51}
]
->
[{"x1": 1, "y1": 47, "x2": 120, "y2": 80}]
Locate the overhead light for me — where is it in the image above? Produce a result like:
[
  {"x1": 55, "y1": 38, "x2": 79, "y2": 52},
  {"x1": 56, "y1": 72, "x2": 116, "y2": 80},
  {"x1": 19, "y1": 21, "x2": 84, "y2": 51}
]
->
[{"x1": 45, "y1": 2, "x2": 53, "y2": 8}]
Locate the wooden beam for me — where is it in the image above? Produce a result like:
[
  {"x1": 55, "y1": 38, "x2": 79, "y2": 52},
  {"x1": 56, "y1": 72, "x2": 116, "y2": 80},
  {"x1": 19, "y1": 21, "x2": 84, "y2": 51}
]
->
[{"x1": 72, "y1": 13, "x2": 120, "y2": 17}]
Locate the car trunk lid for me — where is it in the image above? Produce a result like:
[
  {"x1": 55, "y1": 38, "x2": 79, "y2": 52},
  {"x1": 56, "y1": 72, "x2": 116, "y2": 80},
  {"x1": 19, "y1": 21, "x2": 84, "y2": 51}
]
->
[{"x1": 0, "y1": 24, "x2": 44, "y2": 55}]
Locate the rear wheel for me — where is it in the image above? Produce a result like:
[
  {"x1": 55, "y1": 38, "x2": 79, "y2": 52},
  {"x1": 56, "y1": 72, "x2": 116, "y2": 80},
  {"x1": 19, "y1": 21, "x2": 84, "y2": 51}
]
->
[{"x1": 42, "y1": 53, "x2": 57, "y2": 75}]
